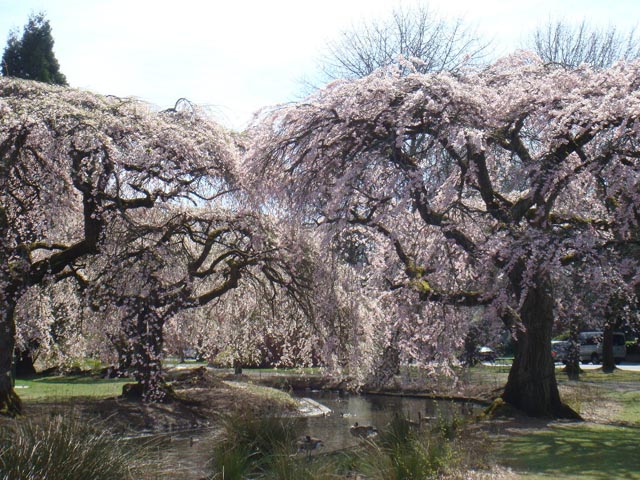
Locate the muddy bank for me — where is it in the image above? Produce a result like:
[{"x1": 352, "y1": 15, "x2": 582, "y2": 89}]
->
[{"x1": 249, "y1": 370, "x2": 496, "y2": 406}]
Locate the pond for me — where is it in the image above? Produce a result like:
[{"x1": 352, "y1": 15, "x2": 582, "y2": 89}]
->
[
  {"x1": 293, "y1": 390, "x2": 480, "y2": 453},
  {"x1": 154, "y1": 390, "x2": 481, "y2": 478}
]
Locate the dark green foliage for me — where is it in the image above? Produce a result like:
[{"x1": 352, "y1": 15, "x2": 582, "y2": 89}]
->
[
  {"x1": 2, "y1": 12, "x2": 67, "y2": 85},
  {"x1": 0, "y1": 415, "x2": 151, "y2": 480}
]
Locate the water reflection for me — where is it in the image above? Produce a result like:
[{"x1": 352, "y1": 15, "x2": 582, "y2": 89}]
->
[
  {"x1": 148, "y1": 430, "x2": 216, "y2": 479},
  {"x1": 153, "y1": 391, "x2": 480, "y2": 478},
  {"x1": 293, "y1": 390, "x2": 479, "y2": 453}
]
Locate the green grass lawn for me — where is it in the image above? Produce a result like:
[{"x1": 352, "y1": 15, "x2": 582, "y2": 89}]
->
[
  {"x1": 494, "y1": 367, "x2": 640, "y2": 479},
  {"x1": 498, "y1": 423, "x2": 640, "y2": 480},
  {"x1": 163, "y1": 357, "x2": 208, "y2": 367},
  {"x1": 15, "y1": 375, "x2": 130, "y2": 402},
  {"x1": 617, "y1": 391, "x2": 640, "y2": 426},
  {"x1": 565, "y1": 367, "x2": 640, "y2": 383}
]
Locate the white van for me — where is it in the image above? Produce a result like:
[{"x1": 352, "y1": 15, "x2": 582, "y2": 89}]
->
[{"x1": 579, "y1": 331, "x2": 626, "y2": 364}]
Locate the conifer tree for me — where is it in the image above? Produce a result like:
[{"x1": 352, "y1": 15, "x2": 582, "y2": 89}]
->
[{"x1": 2, "y1": 12, "x2": 67, "y2": 85}]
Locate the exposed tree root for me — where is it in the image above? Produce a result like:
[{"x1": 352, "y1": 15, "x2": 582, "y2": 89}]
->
[
  {"x1": 484, "y1": 397, "x2": 582, "y2": 421},
  {"x1": 0, "y1": 388, "x2": 23, "y2": 417}
]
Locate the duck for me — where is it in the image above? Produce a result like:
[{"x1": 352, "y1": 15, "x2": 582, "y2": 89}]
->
[
  {"x1": 350, "y1": 422, "x2": 378, "y2": 438},
  {"x1": 297, "y1": 435, "x2": 323, "y2": 456}
]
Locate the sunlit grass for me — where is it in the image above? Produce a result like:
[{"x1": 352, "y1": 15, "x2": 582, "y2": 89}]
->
[
  {"x1": 618, "y1": 392, "x2": 640, "y2": 425},
  {"x1": 467, "y1": 363, "x2": 640, "y2": 478},
  {"x1": 570, "y1": 367, "x2": 640, "y2": 383},
  {"x1": 498, "y1": 423, "x2": 640, "y2": 480},
  {"x1": 163, "y1": 357, "x2": 208, "y2": 367},
  {"x1": 222, "y1": 366, "x2": 323, "y2": 375},
  {"x1": 15, "y1": 375, "x2": 130, "y2": 402},
  {"x1": 235, "y1": 382, "x2": 299, "y2": 405}
]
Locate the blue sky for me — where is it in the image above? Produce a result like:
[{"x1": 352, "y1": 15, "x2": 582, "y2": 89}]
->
[{"x1": 1, "y1": 0, "x2": 639, "y2": 129}]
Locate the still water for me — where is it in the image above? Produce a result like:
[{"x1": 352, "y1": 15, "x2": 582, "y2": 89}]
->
[
  {"x1": 156, "y1": 391, "x2": 480, "y2": 478},
  {"x1": 293, "y1": 390, "x2": 479, "y2": 452}
]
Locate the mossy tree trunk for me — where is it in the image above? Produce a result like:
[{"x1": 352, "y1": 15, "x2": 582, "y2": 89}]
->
[
  {"x1": 366, "y1": 327, "x2": 401, "y2": 387},
  {"x1": 502, "y1": 266, "x2": 580, "y2": 419}
]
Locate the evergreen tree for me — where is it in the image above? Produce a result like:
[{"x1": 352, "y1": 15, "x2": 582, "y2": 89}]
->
[{"x1": 1, "y1": 12, "x2": 67, "y2": 85}]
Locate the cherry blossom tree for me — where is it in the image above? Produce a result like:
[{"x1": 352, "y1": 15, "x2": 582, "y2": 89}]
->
[
  {"x1": 0, "y1": 79, "x2": 236, "y2": 415},
  {"x1": 14, "y1": 279, "x2": 88, "y2": 373},
  {"x1": 87, "y1": 207, "x2": 316, "y2": 401},
  {"x1": 198, "y1": 282, "x2": 322, "y2": 373},
  {"x1": 247, "y1": 53, "x2": 640, "y2": 417}
]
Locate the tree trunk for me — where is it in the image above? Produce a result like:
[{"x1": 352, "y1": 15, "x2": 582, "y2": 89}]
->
[
  {"x1": 602, "y1": 324, "x2": 615, "y2": 373},
  {"x1": 564, "y1": 319, "x2": 581, "y2": 380},
  {"x1": 0, "y1": 301, "x2": 23, "y2": 416},
  {"x1": 461, "y1": 326, "x2": 481, "y2": 367},
  {"x1": 130, "y1": 307, "x2": 167, "y2": 402},
  {"x1": 366, "y1": 327, "x2": 401, "y2": 387},
  {"x1": 15, "y1": 345, "x2": 37, "y2": 377},
  {"x1": 502, "y1": 269, "x2": 580, "y2": 418},
  {"x1": 233, "y1": 359, "x2": 243, "y2": 375}
]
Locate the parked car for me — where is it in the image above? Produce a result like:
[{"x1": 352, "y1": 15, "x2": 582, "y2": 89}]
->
[{"x1": 578, "y1": 331, "x2": 626, "y2": 364}]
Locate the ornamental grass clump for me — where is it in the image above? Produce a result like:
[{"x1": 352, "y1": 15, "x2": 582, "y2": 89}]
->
[
  {"x1": 0, "y1": 415, "x2": 151, "y2": 480},
  {"x1": 266, "y1": 452, "x2": 341, "y2": 480},
  {"x1": 356, "y1": 414, "x2": 458, "y2": 480},
  {"x1": 210, "y1": 412, "x2": 298, "y2": 479}
]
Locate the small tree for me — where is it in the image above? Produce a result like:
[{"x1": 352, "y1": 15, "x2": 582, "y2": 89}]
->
[
  {"x1": 83, "y1": 207, "x2": 317, "y2": 402},
  {"x1": 2, "y1": 12, "x2": 67, "y2": 85}
]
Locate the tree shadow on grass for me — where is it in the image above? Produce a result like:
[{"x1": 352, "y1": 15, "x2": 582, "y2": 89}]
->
[
  {"x1": 500, "y1": 423, "x2": 640, "y2": 479},
  {"x1": 25, "y1": 375, "x2": 128, "y2": 386}
]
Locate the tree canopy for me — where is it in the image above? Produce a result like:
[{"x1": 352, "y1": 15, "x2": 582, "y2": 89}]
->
[
  {"x1": 248, "y1": 54, "x2": 640, "y2": 417},
  {"x1": 1, "y1": 12, "x2": 67, "y2": 85},
  {"x1": 2, "y1": 13, "x2": 640, "y2": 419},
  {"x1": 0, "y1": 77, "x2": 322, "y2": 409},
  {"x1": 0, "y1": 78, "x2": 236, "y2": 413}
]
